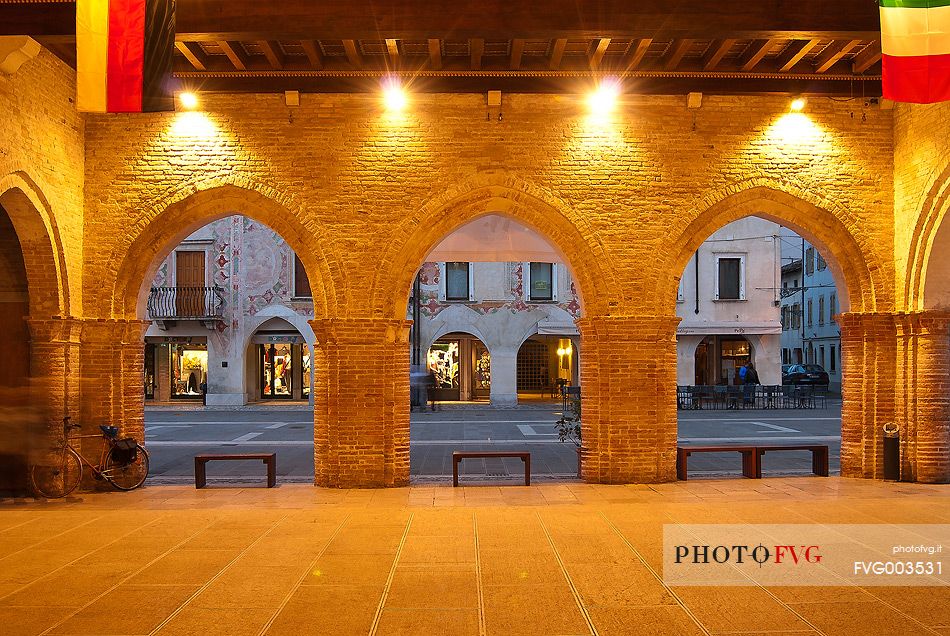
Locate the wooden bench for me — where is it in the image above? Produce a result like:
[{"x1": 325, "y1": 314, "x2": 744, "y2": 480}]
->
[
  {"x1": 676, "y1": 445, "x2": 758, "y2": 481},
  {"x1": 676, "y1": 444, "x2": 830, "y2": 480},
  {"x1": 755, "y1": 444, "x2": 829, "y2": 478},
  {"x1": 194, "y1": 453, "x2": 277, "y2": 489},
  {"x1": 452, "y1": 451, "x2": 530, "y2": 487}
]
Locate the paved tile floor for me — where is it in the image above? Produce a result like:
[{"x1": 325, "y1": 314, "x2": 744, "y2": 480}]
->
[{"x1": 0, "y1": 478, "x2": 947, "y2": 635}]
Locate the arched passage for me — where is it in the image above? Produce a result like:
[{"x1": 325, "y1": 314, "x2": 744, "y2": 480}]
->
[
  {"x1": 899, "y1": 162, "x2": 950, "y2": 484},
  {"x1": 0, "y1": 172, "x2": 74, "y2": 492},
  {"x1": 664, "y1": 184, "x2": 905, "y2": 481},
  {"x1": 374, "y1": 178, "x2": 623, "y2": 483},
  {"x1": 86, "y1": 184, "x2": 343, "y2": 485}
]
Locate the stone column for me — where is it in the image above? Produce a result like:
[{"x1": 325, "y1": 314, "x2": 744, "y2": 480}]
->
[
  {"x1": 79, "y1": 320, "x2": 150, "y2": 456},
  {"x1": 488, "y1": 348, "x2": 518, "y2": 407},
  {"x1": 310, "y1": 318, "x2": 411, "y2": 487},
  {"x1": 837, "y1": 312, "x2": 898, "y2": 479},
  {"x1": 895, "y1": 312, "x2": 950, "y2": 484},
  {"x1": 576, "y1": 315, "x2": 680, "y2": 483}
]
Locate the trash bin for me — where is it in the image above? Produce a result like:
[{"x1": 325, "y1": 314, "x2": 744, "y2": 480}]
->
[{"x1": 883, "y1": 422, "x2": 900, "y2": 481}]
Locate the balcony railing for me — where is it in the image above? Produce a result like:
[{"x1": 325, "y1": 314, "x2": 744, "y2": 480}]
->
[{"x1": 147, "y1": 286, "x2": 225, "y2": 320}]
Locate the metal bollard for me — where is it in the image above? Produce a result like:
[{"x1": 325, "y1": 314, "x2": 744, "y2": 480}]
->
[{"x1": 883, "y1": 422, "x2": 900, "y2": 481}]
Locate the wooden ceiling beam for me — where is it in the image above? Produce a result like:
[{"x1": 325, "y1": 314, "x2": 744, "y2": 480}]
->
[
  {"x1": 218, "y1": 40, "x2": 249, "y2": 70},
  {"x1": 703, "y1": 39, "x2": 735, "y2": 71},
  {"x1": 343, "y1": 39, "x2": 363, "y2": 68},
  {"x1": 814, "y1": 39, "x2": 862, "y2": 73},
  {"x1": 739, "y1": 38, "x2": 778, "y2": 72},
  {"x1": 300, "y1": 39, "x2": 323, "y2": 69},
  {"x1": 428, "y1": 38, "x2": 442, "y2": 70},
  {"x1": 470, "y1": 38, "x2": 484, "y2": 70},
  {"x1": 175, "y1": 41, "x2": 209, "y2": 71},
  {"x1": 1, "y1": 1, "x2": 883, "y2": 41},
  {"x1": 851, "y1": 42, "x2": 882, "y2": 73},
  {"x1": 664, "y1": 38, "x2": 692, "y2": 71},
  {"x1": 624, "y1": 38, "x2": 652, "y2": 70},
  {"x1": 549, "y1": 38, "x2": 567, "y2": 70},
  {"x1": 180, "y1": 73, "x2": 882, "y2": 96},
  {"x1": 259, "y1": 40, "x2": 284, "y2": 69},
  {"x1": 775, "y1": 38, "x2": 821, "y2": 72},
  {"x1": 510, "y1": 38, "x2": 525, "y2": 70},
  {"x1": 385, "y1": 38, "x2": 400, "y2": 65},
  {"x1": 589, "y1": 38, "x2": 610, "y2": 70}
]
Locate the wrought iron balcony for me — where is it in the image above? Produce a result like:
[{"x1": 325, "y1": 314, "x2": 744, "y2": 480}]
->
[{"x1": 147, "y1": 286, "x2": 224, "y2": 327}]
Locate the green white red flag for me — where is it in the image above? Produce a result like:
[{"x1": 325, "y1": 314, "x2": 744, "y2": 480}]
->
[
  {"x1": 76, "y1": 0, "x2": 176, "y2": 112},
  {"x1": 880, "y1": 0, "x2": 950, "y2": 103}
]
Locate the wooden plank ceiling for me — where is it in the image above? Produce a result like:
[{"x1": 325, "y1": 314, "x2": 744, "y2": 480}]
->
[{"x1": 3, "y1": 0, "x2": 884, "y2": 96}]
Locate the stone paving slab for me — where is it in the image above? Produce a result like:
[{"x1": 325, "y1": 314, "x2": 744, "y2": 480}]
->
[{"x1": 0, "y1": 478, "x2": 947, "y2": 635}]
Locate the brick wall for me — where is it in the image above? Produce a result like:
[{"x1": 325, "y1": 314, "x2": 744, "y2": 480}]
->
[{"x1": 5, "y1": 54, "x2": 950, "y2": 485}]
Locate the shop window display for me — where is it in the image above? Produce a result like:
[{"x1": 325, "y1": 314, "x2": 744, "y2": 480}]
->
[
  {"x1": 261, "y1": 343, "x2": 293, "y2": 398},
  {"x1": 302, "y1": 345, "x2": 311, "y2": 398},
  {"x1": 171, "y1": 344, "x2": 207, "y2": 399},
  {"x1": 428, "y1": 342, "x2": 459, "y2": 389},
  {"x1": 473, "y1": 343, "x2": 491, "y2": 395}
]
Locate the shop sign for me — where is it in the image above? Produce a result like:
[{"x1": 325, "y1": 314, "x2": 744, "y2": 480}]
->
[
  {"x1": 156, "y1": 336, "x2": 205, "y2": 344},
  {"x1": 253, "y1": 334, "x2": 303, "y2": 344}
]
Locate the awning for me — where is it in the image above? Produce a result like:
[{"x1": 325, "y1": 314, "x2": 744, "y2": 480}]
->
[
  {"x1": 676, "y1": 324, "x2": 782, "y2": 336},
  {"x1": 536, "y1": 321, "x2": 579, "y2": 336}
]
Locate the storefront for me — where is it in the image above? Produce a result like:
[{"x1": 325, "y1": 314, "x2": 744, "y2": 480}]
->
[
  {"x1": 694, "y1": 335, "x2": 753, "y2": 385},
  {"x1": 143, "y1": 336, "x2": 209, "y2": 401},
  {"x1": 427, "y1": 333, "x2": 490, "y2": 402},
  {"x1": 252, "y1": 332, "x2": 311, "y2": 401},
  {"x1": 516, "y1": 335, "x2": 576, "y2": 396}
]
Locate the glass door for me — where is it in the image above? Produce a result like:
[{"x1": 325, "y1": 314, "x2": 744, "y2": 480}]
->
[{"x1": 260, "y1": 343, "x2": 293, "y2": 399}]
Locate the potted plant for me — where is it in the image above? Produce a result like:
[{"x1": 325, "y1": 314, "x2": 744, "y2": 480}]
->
[{"x1": 554, "y1": 388, "x2": 582, "y2": 478}]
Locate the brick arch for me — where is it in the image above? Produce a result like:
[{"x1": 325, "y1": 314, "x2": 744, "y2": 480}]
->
[
  {"x1": 108, "y1": 181, "x2": 342, "y2": 320},
  {"x1": 905, "y1": 160, "x2": 950, "y2": 310},
  {"x1": 371, "y1": 174, "x2": 617, "y2": 319},
  {"x1": 660, "y1": 181, "x2": 882, "y2": 315},
  {"x1": 0, "y1": 170, "x2": 70, "y2": 318}
]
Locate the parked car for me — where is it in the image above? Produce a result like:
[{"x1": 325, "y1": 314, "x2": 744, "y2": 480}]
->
[{"x1": 782, "y1": 364, "x2": 830, "y2": 389}]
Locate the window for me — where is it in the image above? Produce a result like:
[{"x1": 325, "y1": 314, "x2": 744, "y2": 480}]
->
[
  {"x1": 716, "y1": 256, "x2": 744, "y2": 300},
  {"x1": 817, "y1": 253, "x2": 827, "y2": 271},
  {"x1": 781, "y1": 307, "x2": 788, "y2": 330},
  {"x1": 819, "y1": 345, "x2": 825, "y2": 368},
  {"x1": 805, "y1": 247, "x2": 814, "y2": 275},
  {"x1": 818, "y1": 295, "x2": 825, "y2": 325},
  {"x1": 793, "y1": 278, "x2": 798, "y2": 289},
  {"x1": 444, "y1": 262, "x2": 471, "y2": 301},
  {"x1": 791, "y1": 303, "x2": 801, "y2": 329},
  {"x1": 293, "y1": 254, "x2": 311, "y2": 298},
  {"x1": 527, "y1": 262, "x2": 557, "y2": 302},
  {"x1": 830, "y1": 293, "x2": 837, "y2": 322},
  {"x1": 807, "y1": 299, "x2": 813, "y2": 326},
  {"x1": 830, "y1": 344, "x2": 837, "y2": 372}
]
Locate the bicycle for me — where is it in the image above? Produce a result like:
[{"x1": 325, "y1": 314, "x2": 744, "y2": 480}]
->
[{"x1": 30, "y1": 416, "x2": 149, "y2": 498}]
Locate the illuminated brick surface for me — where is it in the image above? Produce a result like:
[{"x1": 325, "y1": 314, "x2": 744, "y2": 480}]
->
[{"x1": 1, "y1": 51, "x2": 949, "y2": 486}]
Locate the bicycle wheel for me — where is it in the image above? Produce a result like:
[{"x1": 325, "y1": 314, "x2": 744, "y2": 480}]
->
[
  {"x1": 104, "y1": 444, "x2": 149, "y2": 491},
  {"x1": 30, "y1": 447, "x2": 83, "y2": 498}
]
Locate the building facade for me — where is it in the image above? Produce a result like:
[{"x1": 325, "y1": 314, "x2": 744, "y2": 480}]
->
[
  {"x1": 144, "y1": 216, "x2": 316, "y2": 405},
  {"x1": 780, "y1": 240, "x2": 843, "y2": 391},
  {"x1": 676, "y1": 217, "x2": 783, "y2": 386}
]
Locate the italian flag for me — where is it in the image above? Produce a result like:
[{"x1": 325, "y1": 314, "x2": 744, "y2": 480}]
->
[
  {"x1": 880, "y1": 0, "x2": 950, "y2": 103},
  {"x1": 76, "y1": 0, "x2": 176, "y2": 112}
]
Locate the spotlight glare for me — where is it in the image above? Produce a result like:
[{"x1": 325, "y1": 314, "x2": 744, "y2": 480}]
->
[
  {"x1": 790, "y1": 97, "x2": 806, "y2": 112},
  {"x1": 382, "y1": 80, "x2": 407, "y2": 111},
  {"x1": 588, "y1": 80, "x2": 621, "y2": 115},
  {"x1": 179, "y1": 92, "x2": 198, "y2": 110}
]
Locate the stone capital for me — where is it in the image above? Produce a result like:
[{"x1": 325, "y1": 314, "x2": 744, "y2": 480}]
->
[{"x1": 0, "y1": 36, "x2": 41, "y2": 75}]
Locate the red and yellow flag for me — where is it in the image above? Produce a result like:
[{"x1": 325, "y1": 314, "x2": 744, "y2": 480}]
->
[
  {"x1": 880, "y1": 0, "x2": 950, "y2": 103},
  {"x1": 76, "y1": 0, "x2": 176, "y2": 112}
]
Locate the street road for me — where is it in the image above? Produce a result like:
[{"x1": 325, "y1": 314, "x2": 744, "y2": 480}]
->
[{"x1": 144, "y1": 401, "x2": 842, "y2": 484}]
